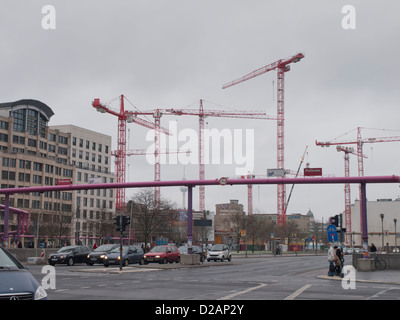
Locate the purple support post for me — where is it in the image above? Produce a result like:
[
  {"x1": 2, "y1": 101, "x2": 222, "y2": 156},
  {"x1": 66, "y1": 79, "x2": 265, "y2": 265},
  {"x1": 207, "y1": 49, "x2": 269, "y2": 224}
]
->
[
  {"x1": 187, "y1": 185, "x2": 193, "y2": 254},
  {"x1": 3, "y1": 194, "x2": 9, "y2": 248},
  {"x1": 360, "y1": 182, "x2": 368, "y2": 251},
  {"x1": 17, "y1": 212, "x2": 21, "y2": 244}
]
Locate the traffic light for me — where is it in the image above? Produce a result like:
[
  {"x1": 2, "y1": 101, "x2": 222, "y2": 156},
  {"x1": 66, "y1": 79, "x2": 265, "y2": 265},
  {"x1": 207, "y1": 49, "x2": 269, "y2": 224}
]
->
[
  {"x1": 114, "y1": 215, "x2": 121, "y2": 231},
  {"x1": 329, "y1": 215, "x2": 340, "y2": 227},
  {"x1": 121, "y1": 216, "x2": 130, "y2": 232}
]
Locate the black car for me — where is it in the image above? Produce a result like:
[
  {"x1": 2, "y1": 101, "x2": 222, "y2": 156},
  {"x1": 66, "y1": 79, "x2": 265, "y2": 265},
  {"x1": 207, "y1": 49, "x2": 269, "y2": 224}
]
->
[
  {"x1": 48, "y1": 245, "x2": 90, "y2": 266},
  {"x1": 104, "y1": 246, "x2": 145, "y2": 267},
  {"x1": 178, "y1": 245, "x2": 206, "y2": 262},
  {"x1": 86, "y1": 244, "x2": 119, "y2": 265},
  {"x1": 0, "y1": 247, "x2": 47, "y2": 300}
]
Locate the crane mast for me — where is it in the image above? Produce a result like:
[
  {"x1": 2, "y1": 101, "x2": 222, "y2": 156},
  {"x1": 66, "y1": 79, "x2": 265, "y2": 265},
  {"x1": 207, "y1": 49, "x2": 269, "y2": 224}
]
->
[{"x1": 222, "y1": 53, "x2": 304, "y2": 226}]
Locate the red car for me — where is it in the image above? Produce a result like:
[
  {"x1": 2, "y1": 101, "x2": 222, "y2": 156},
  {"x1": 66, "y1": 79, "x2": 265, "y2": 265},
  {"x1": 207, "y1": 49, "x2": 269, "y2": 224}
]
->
[{"x1": 144, "y1": 245, "x2": 181, "y2": 264}]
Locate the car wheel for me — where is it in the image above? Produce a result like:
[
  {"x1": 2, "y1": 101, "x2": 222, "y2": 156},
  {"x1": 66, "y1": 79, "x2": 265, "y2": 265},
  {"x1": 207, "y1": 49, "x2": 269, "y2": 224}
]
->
[
  {"x1": 221, "y1": 256, "x2": 224, "y2": 262},
  {"x1": 228, "y1": 255, "x2": 231, "y2": 262},
  {"x1": 67, "y1": 257, "x2": 74, "y2": 266},
  {"x1": 124, "y1": 259, "x2": 129, "y2": 267},
  {"x1": 49, "y1": 262, "x2": 55, "y2": 266},
  {"x1": 207, "y1": 258, "x2": 210, "y2": 262},
  {"x1": 176, "y1": 256, "x2": 180, "y2": 263},
  {"x1": 139, "y1": 258, "x2": 145, "y2": 265},
  {"x1": 87, "y1": 262, "x2": 94, "y2": 266},
  {"x1": 104, "y1": 263, "x2": 109, "y2": 267}
]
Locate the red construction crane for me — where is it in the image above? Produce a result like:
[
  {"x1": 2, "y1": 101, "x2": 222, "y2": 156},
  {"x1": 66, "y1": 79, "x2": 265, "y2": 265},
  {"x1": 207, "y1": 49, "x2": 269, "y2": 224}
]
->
[
  {"x1": 92, "y1": 95, "x2": 170, "y2": 212},
  {"x1": 222, "y1": 53, "x2": 305, "y2": 226},
  {"x1": 316, "y1": 127, "x2": 400, "y2": 244},
  {"x1": 160, "y1": 99, "x2": 275, "y2": 212},
  {"x1": 335, "y1": 146, "x2": 367, "y2": 244}
]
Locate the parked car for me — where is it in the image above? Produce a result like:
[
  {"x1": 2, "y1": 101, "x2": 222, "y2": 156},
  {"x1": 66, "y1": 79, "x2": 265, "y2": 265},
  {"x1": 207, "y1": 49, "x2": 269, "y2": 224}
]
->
[
  {"x1": 207, "y1": 244, "x2": 231, "y2": 262},
  {"x1": 103, "y1": 245, "x2": 144, "y2": 267},
  {"x1": 178, "y1": 245, "x2": 206, "y2": 262},
  {"x1": 143, "y1": 245, "x2": 180, "y2": 264},
  {"x1": 48, "y1": 245, "x2": 91, "y2": 266},
  {"x1": 0, "y1": 247, "x2": 47, "y2": 300},
  {"x1": 86, "y1": 244, "x2": 119, "y2": 265}
]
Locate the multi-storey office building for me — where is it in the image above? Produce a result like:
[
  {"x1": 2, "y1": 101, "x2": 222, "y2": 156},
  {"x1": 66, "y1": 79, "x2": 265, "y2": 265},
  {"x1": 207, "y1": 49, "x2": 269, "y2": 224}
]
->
[
  {"x1": 0, "y1": 100, "x2": 116, "y2": 248},
  {"x1": 50, "y1": 125, "x2": 116, "y2": 246},
  {"x1": 0, "y1": 100, "x2": 74, "y2": 247}
]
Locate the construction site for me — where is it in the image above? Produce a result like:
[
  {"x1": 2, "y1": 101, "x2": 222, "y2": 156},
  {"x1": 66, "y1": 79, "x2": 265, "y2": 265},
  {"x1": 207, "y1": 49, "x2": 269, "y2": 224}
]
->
[
  {"x1": 1, "y1": 3, "x2": 400, "y2": 255},
  {"x1": 1, "y1": 51, "x2": 400, "y2": 254}
]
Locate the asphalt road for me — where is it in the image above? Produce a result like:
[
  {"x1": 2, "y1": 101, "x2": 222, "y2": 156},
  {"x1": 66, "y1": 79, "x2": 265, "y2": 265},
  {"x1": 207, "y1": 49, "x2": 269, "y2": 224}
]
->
[{"x1": 26, "y1": 255, "x2": 400, "y2": 301}]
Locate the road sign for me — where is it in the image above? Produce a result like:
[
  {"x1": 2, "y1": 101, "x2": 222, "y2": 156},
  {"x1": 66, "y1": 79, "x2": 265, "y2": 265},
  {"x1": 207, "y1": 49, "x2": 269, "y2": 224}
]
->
[
  {"x1": 155, "y1": 237, "x2": 168, "y2": 245},
  {"x1": 219, "y1": 177, "x2": 228, "y2": 185},
  {"x1": 326, "y1": 224, "x2": 338, "y2": 242}
]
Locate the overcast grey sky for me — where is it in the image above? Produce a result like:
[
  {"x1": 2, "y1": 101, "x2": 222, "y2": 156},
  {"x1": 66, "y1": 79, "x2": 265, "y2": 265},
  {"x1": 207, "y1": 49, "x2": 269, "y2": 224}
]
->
[{"x1": 1, "y1": 1, "x2": 400, "y2": 221}]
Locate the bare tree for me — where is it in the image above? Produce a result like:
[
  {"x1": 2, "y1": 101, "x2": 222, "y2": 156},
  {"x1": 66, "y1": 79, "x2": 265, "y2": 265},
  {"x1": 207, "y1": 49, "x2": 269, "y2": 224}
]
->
[
  {"x1": 128, "y1": 189, "x2": 176, "y2": 250},
  {"x1": 41, "y1": 210, "x2": 72, "y2": 247},
  {"x1": 246, "y1": 215, "x2": 274, "y2": 252},
  {"x1": 224, "y1": 210, "x2": 246, "y2": 252}
]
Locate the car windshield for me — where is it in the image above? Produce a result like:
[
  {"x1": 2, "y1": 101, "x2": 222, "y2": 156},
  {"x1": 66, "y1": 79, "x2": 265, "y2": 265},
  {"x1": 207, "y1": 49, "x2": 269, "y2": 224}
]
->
[
  {"x1": 178, "y1": 246, "x2": 188, "y2": 253},
  {"x1": 0, "y1": 248, "x2": 22, "y2": 270},
  {"x1": 110, "y1": 246, "x2": 128, "y2": 254},
  {"x1": 150, "y1": 246, "x2": 167, "y2": 252},
  {"x1": 57, "y1": 246, "x2": 75, "y2": 253},
  {"x1": 94, "y1": 244, "x2": 116, "y2": 252},
  {"x1": 210, "y1": 244, "x2": 224, "y2": 251}
]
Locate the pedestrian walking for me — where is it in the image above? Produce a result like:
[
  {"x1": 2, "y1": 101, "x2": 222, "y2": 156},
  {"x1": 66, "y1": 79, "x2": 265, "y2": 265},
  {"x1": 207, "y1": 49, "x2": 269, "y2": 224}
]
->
[{"x1": 327, "y1": 243, "x2": 336, "y2": 276}]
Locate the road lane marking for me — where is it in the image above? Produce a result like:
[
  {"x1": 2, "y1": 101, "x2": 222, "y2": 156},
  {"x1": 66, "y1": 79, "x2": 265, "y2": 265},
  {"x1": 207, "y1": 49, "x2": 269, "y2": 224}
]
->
[
  {"x1": 218, "y1": 283, "x2": 268, "y2": 300},
  {"x1": 284, "y1": 284, "x2": 312, "y2": 300}
]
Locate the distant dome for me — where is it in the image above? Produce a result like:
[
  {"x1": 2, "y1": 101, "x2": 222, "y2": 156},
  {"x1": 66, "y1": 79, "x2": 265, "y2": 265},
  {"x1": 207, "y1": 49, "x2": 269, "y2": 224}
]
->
[{"x1": 306, "y1": 209, "x2": 314, "y2": 218}]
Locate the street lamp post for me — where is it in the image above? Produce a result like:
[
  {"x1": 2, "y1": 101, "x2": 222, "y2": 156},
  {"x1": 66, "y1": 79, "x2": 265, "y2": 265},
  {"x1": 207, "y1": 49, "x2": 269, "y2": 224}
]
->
[{"x1": 380, "y1": 213, "x2": 384, "y2": 251}]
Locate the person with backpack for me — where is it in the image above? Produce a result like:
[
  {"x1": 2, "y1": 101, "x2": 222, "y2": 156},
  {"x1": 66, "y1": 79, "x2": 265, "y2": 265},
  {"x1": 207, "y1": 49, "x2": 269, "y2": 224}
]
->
[{"x1": 334, "y1": 246, "x2": 344, "y2": 276}]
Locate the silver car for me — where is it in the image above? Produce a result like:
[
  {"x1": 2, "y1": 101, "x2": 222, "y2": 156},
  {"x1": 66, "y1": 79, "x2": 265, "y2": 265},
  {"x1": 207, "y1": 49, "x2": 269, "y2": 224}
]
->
[{"x1": 207, "y1": 244, "x2": 231, "y2": 262}]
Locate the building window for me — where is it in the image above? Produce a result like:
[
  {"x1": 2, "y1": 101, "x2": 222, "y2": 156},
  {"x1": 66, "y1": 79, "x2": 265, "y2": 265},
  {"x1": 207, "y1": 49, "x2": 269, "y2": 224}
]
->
[
  {"x1": 58, "y1": 136, "x2": 68, "y2": 144},
  {"x1": 27, "y1": 138, "x2": 37, "y2": 148},
  {"x1": 12, "y1": 109, "x2": 26, "y2": 132},
  {"x1": 0, "y1": 133, "x2": 8, "y2": 143},
  {"x1": 0, "y1": 120, "x2": 9, "y2": 130},
  {"x1": 48, "y1": 133, "x2": 56, "y2": 141}
]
